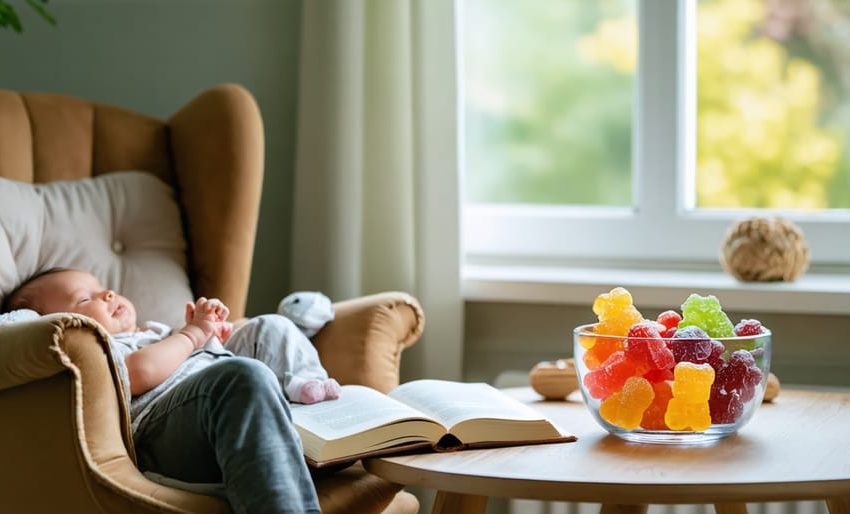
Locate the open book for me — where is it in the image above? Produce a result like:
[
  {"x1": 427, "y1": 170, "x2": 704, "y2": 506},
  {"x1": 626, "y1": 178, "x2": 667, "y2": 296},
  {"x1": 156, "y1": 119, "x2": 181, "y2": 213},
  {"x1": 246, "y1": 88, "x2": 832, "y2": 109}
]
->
[{"x1": 291, "y1": 379, "x2": 576, "y2": 468}]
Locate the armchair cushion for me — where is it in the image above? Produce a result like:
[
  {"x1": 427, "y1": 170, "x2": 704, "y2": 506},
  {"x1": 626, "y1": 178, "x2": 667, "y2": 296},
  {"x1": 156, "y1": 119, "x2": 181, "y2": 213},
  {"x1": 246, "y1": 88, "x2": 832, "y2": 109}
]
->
[{"x1": 0, "y1": 171, "x2": 192, "y2": 328}]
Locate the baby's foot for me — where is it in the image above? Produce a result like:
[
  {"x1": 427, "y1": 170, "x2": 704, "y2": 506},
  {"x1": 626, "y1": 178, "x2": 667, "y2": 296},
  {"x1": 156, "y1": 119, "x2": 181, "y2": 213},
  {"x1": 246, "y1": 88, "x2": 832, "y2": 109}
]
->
[
  {"x1": 323, "y1": 378, "x2": 342, "y2": 400},
  {"x1": 298, "y1": 380, "x2": 326, "y2": 404}
]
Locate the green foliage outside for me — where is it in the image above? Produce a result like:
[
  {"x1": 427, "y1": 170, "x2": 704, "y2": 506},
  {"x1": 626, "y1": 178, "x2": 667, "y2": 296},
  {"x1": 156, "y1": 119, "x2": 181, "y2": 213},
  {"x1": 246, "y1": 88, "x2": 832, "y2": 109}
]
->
[
  {"x1": 464, "y1": 1, "x2": 634, "y2": 206},
  {"x1": 0, "y1": 0, "x2": 55, "y2": 33},
  {"x1": 464, "y1": 0, "x2": 850, "y2": 210}
]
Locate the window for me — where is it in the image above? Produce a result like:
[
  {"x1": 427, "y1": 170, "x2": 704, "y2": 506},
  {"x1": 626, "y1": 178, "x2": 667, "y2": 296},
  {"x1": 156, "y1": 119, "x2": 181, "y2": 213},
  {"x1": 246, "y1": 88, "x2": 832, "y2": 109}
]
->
[{"x1": 462, "y1": 0, "x2": 850, "y2": 269}]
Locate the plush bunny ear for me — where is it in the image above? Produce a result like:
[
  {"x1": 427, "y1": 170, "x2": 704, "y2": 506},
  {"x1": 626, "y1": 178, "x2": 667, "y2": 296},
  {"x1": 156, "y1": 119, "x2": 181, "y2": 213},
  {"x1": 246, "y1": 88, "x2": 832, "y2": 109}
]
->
[
  {"x1": 0, "y1": 309, "x2": 40, "y2": 327},
  {"x1": 277, "y1": 291, "x2": 335, "y2": 338}
]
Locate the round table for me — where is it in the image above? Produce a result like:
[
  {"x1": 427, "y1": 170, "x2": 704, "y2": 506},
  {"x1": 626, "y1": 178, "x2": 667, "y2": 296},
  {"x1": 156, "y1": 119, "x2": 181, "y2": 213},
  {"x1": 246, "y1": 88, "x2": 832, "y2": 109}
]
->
[{"x1": 364, "y1": 387, "x2": 850, "y2": 514}]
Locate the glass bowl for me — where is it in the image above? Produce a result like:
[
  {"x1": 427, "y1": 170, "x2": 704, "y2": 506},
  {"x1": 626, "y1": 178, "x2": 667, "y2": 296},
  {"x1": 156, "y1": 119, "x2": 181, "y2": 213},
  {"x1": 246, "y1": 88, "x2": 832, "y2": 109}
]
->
[{"x1": 573, "y1": 323, "x2": 771, "y2": 444}]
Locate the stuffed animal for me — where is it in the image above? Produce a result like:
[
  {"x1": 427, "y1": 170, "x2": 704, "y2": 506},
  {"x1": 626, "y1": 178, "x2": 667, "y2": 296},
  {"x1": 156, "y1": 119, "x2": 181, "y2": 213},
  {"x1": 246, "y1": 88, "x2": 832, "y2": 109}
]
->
[
  {"x1": 0, "y1": 308, "x2": 39, "y2": 327},
  {"x1": 277, "y1": 291, "x2": 335, "y2": 338}
]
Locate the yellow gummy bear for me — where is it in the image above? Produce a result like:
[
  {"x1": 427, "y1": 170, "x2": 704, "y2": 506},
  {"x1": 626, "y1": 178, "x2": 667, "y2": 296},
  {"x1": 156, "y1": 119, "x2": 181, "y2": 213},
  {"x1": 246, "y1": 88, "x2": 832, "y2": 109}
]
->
[
  {"x1": 600, "y1": 376, "x2": 655, "y2": 430},
  {"x1": 664, "y1": 362, "x2": 715, "y2": 431},
  {"x1": 592, "y1": 287, "x2": 643, "y2": 337},
  {"x1": 670, "y1": 362, "x2": 714, "y2": 403}
]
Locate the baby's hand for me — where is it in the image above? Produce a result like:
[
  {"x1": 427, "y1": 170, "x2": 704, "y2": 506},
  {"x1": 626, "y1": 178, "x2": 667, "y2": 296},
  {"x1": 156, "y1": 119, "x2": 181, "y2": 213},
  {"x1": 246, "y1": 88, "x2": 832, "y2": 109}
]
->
[
  {"x1": 216, "y1": 321, "x2": 234, "y2": 343},
  {"x1": 184, "y1": 298, "x2": 232, "y2": 344}
]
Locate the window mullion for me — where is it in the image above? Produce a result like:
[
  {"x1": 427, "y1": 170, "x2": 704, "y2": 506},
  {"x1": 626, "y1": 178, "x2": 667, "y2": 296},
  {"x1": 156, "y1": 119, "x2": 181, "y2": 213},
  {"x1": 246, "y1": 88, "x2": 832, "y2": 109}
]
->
[{"x1": 636, "y1": 0, "x2": 681, "y2": 226}]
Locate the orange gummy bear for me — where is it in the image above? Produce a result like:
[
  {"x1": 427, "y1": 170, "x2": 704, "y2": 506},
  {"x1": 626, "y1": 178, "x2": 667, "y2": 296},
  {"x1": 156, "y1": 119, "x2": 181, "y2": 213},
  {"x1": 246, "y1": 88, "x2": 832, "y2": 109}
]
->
[
  {"x1": 584, "y1": 287, "x2": 643, "y2": 369},
  {"x1": 641, "y1": 380, "x2": 673, "y2": 430},
  {"x1": 583, "y1": 337, "x2": 624, "y2": 369},
  {"x1": 664, "y1": 362, "x2": 715, "y2": 431},
  {"x1": 599, "y1": 376, "x2": 655, "y2": 430},
  {"x1": 592, "y1": 287, "x2": 644, "y2": 337}
]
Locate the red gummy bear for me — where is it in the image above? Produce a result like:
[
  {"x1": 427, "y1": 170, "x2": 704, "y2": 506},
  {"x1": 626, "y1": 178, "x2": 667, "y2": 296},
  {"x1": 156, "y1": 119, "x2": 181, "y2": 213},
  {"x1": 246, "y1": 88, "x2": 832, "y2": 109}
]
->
[
  {"x1": 583, "y1": 351, "x2": 638, "y2": 400},
  {"x1": 709, "y1": 386, "x2": 744, "y2": 424},
  {"x1": 625, "y1": 322, "x2": 675, "y2": 373},
  {"x1": 643, "y1": 368, "x2": 674, "y2": 382},
  {"x1": 669, "y1": 326, "x2": 713, "y2": 363},
  {"x1": 656, "y1": 310, "x2": 682, "y2": 338},
  {"x1": 714, "y1": 350, "x2": 763, "y2": 402},
  {"x1": 734, "y1": 319, "x2": 765, "y2": 337},
  {"x1": 706, "y1": 340, "x2": 726, "y2": 370}
]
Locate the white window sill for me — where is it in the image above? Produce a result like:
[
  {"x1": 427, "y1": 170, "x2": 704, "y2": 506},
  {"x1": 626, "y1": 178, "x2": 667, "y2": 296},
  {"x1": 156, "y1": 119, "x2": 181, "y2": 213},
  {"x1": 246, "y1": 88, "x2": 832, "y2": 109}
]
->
[{"x1": 462, "y1": 265, "x2": 850, "y2": 315}]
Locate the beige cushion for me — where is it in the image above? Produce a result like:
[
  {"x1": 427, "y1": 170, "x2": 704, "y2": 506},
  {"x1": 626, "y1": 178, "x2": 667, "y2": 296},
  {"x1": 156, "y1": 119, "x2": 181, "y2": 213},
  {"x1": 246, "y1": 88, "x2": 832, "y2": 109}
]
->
[{"x1": 0, "y1": 171, "x2": 192, "y2": 328}]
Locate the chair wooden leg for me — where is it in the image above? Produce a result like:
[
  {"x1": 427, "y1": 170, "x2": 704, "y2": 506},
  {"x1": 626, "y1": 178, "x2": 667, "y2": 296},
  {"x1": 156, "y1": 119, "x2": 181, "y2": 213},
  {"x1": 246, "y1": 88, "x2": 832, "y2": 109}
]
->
[
  {"x1": 827, "y1": 497, "x2": 850, "y2": 514},
  {"x1": 431, "y1": 491, "x2": 488, "y2": 514},
  {"x1": 715, "y1": 503, "x2": 749, "y2": 514},
  {"x1": 600, "y1": 504, "x2": 648, "y2": 514}
]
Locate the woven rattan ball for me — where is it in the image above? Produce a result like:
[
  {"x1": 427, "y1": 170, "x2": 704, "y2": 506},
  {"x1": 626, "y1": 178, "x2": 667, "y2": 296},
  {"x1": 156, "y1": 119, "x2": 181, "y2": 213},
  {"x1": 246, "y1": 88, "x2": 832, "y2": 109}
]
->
[{"x1": 720, "y1": 217, "x2": 810, "y2": 282}]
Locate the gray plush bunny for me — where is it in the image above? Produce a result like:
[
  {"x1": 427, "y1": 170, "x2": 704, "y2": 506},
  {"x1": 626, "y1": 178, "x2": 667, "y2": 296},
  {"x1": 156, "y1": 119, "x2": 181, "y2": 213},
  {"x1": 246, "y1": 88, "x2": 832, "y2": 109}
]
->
[{"x1": 276, "y1": 291, "x2": 334, "y2": 338}]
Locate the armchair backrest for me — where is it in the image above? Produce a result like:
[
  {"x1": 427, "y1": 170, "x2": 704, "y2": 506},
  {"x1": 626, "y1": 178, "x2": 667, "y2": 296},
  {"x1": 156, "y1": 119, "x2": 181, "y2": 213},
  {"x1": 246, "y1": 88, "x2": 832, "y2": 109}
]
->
[{"x1": 0, "y1": 84, "x2": 264, "y2": 319}]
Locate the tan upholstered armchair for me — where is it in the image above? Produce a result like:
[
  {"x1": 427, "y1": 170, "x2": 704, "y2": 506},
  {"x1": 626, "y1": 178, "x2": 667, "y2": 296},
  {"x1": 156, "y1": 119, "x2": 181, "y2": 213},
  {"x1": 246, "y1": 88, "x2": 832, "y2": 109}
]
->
[{"x1": 0, "y1": 85, "x2": 424, "y2": 513}]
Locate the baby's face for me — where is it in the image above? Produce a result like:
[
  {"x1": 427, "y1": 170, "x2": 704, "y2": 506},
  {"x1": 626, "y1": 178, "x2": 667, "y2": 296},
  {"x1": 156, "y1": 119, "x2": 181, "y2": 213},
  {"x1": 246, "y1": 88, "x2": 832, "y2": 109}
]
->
[{"x1": 30, "y1": 270, "x2": 137, "y2": 334}]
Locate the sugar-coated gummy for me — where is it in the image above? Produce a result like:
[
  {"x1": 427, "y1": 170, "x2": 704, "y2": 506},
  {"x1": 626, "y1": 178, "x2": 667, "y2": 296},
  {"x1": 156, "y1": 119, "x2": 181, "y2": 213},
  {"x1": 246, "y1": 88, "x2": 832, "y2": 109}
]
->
[
  {"x1": 641, "y1": 380, "x2": 673, "y2": 430},
  {"x1": 592, "y1": 287, "x2": 644, "y2": 337},
  {"x1": 709, "y1": 386, "x2": 744, "y2": 424},
  {"x1": 583, "y1": 351, "x2": 639, "y2": 399},
  {"x1": 600, "y1": 376, "x2": 655, "y2": 430},
  {"x1": 714, "y1": 350, "x2": 763, "y2": 402},
  {"x1": 664, "y1": 362, "x2": 715, "y2": 431},
  {"x1": 625, "y1": 322, "x2": 675, "y2": 373},
  {"x1": 734, "y1": 319, "x2": 765, "y2": 337},
  {"x1": 670, "y1": 326, "x2": 713, "y2": 364},
  {"x1": 678, "y1": 293, "x2": 735, "y2": 338}
]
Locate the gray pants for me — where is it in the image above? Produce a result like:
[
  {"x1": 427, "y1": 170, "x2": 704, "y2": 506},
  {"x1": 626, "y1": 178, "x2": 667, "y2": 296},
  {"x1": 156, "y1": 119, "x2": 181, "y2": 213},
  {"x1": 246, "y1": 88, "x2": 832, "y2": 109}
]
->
[
  {"x1": 225, "y1": 314, "x2": 330, "y2": 402},
  {"x1": 133, "y1": 358, "x2": 321, "y2": 514}
]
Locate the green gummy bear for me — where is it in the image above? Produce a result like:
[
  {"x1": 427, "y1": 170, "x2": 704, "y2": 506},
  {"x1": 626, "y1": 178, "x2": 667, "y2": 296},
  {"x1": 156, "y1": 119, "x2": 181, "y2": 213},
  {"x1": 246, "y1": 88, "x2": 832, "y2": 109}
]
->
[{"x1": 677, "y1": 293, "x2": 735, "y2": 338}]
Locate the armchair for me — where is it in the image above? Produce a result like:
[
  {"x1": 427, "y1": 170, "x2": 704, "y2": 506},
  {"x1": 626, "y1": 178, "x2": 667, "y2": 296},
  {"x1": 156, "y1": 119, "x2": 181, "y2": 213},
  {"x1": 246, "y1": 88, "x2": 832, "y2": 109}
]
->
[{"x1": 0, "y1": 85, "x2": 424, "y2": 513}]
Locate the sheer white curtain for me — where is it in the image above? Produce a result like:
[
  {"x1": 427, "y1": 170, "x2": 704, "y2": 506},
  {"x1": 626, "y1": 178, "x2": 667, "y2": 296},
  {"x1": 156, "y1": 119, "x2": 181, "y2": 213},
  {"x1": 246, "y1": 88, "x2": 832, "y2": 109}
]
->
[{"x1": 292, "y1": 0, "x2": 462, "y2": 380}]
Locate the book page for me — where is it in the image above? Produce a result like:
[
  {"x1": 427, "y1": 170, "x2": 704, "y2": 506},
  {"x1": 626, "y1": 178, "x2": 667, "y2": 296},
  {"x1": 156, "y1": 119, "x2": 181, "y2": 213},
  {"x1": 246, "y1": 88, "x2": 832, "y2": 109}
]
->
[
  {"x1": 291, "y1": 384, "x2": 441, "y2": 441},
  {"x1": 388, "y1": 379, "x2": 547, "y2": 429}
]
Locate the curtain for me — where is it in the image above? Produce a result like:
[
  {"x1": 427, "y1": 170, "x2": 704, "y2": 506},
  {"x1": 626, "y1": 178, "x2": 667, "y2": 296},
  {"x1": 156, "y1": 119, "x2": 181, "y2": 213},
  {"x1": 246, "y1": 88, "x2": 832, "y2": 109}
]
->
[{"x1": 292, "y1": 0, "x2": 463, "y2": 380}]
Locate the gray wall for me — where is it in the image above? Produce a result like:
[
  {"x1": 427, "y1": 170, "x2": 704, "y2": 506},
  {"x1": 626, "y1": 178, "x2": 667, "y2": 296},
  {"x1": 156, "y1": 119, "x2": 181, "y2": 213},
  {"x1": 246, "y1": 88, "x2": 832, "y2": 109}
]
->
[{"x1": 0, "y1": 0, "x2": 303, "y2": 315}]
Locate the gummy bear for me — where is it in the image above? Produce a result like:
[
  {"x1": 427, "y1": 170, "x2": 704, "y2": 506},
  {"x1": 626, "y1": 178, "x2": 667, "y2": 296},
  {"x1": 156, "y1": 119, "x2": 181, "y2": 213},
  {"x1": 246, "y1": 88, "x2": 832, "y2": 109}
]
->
[
  {"x1": 583, "y1": 337, "x2": 624, "y2": 370},
  {"x1": 625, "y1": 322, "x2": 675, "y2": 373},
  {"x1": 670, "y1": 326, "x2": 713, "y2": 363},
  {"x1": 656, "y1": 310, "x2": 682, "y2": 338},
  {"x1": 592, "y1": 287, "x2": 644, "y2": 337},
  {"x1": 706, "y1": 340, "x2": 727, "y2": 370},
  {"x1": 583, "y1": 287, "x2": 643, "y2": 369},
  {"x1": 678, "y1": 293, "x2": 735, "y2": 338},
  {"x1": 714, "y1": 350, "x2": 763, "y2": 402},
  {"x1": 600, "y1": 376, "x2": 655, "y2": 430},
  {"x1": 664, "y1": 362, "x2": 715, "y2": 431},
  {"x1": 583, "y1": 351, "x2": 638, "y2": 399},
  {"x1": 643, "y1": 368, "x2": 674, "y2": 383},
  {"x1": 709, "y1": 386, "x2": 744, "y2": 424},
  {"x1": 734, "y1": 319, "x2": 765, "y2": 337},
  {"x1": 641, "y1": 380, "x2": 673, "y2": 430}
]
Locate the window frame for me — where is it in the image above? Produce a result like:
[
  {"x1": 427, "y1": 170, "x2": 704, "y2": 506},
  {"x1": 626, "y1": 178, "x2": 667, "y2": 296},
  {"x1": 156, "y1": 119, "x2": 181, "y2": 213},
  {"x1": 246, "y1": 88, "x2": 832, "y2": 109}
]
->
[{"x1": 461, "y1": 0, "x2": 850, "y2": 270}]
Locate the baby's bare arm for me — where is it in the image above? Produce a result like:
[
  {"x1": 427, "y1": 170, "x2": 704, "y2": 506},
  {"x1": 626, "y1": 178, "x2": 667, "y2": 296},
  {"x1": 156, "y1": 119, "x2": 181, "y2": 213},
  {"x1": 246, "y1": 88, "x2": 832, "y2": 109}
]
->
[
  {"x1": 125, "y1": 331, "x2": 201, "y2": 396},
  {"x1": 124, "y1": 299, "x2": 219, "y2": 396}
]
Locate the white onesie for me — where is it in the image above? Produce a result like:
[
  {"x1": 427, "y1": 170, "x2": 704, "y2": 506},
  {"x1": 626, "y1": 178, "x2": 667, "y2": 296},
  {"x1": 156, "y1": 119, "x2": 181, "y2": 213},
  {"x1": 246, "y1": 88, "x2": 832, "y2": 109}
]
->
[{"x1": 110, "y1": 314, "x2": 332, "y2": 433}]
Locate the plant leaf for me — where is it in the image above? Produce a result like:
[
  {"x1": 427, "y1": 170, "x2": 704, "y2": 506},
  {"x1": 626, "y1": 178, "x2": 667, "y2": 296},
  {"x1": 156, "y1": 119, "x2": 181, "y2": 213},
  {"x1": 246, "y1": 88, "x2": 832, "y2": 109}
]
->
[
  {"x1": 0, "y1": 4, "x2": 22, "y2": 32},
  {"x1": 26, "y1": 0, "x2": 55, "y2": 25}
]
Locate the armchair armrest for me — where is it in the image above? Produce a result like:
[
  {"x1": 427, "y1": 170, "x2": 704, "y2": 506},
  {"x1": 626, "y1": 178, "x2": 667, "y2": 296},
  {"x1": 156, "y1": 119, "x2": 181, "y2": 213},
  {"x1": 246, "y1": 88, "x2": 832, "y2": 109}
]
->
[
  {"x1": 0, "y1": 314, "x2": 230, "y2": 513},
  {"x1": 313, "y1": 292, "x2": 425, "y2": 394}
]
